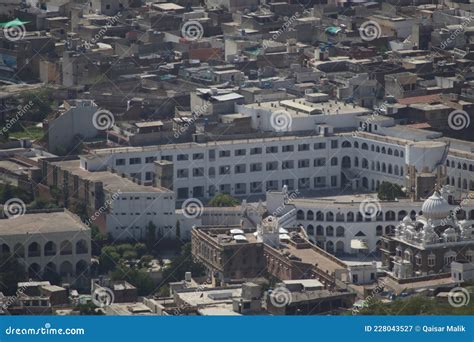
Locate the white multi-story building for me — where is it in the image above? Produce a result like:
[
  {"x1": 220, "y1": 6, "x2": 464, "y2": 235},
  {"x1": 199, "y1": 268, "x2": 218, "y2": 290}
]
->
[
  {"x1": 78, "y1": 124, "x2": 474, "y2": 203},
  {"x1": 266, "y1": 189, "x2": 424, "y2": 255},
  {"x1": 73, "y1": 97, "x2": 474, "y2": 252},
  {"x1": 44, "y1": 159, "x2": 176, "y2": 241}
]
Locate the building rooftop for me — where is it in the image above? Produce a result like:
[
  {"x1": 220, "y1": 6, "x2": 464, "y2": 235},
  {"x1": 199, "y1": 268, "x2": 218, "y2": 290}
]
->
[
  {"x1": 0, "y1": 211, "x2": 89, "y2": 236},
  {"x1": 51, "y1": 160, "x2": 169, "y2": 193},
  {"x1": 176, "y1": 287, "x2": 242, "y2": 307},
  {"x1": 245, "y1": 98, "x2": 370, "y2": 117}
]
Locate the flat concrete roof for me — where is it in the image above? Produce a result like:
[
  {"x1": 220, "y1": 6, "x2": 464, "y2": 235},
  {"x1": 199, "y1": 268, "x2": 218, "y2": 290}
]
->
[
  {"x1": 0, "y1": 211, "x2": 89, "y2": 236},
  {"x1": 51, "y1": 160, "x2": 169, "y2": 193}
]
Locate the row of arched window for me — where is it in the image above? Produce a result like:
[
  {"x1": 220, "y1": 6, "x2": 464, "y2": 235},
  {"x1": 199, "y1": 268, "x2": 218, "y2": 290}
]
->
[
  {"x1": 0, "y1": 240, "x2": 88, "y2": 258},
  {"x1": 307, "y1": 225, "x2": 345, "y2": 237},
  {"x1": 296, "y1": 210, "x2": 414, "y2": 222},
  {"x1": 359, "y1": 158, "x2": 404, "y2": 176},
  {"x1": 357, "y1": 142, "x2": 404, "y2": 157},
  {"x1": 446, "y1": 159, "x2": 474, "y2": 172},
  {"x1": 446, "y1": 177, "x2": 474, "y2": 191},
  {"x1": 27, "y1": 260, "x2": 89, "y2": 279}
]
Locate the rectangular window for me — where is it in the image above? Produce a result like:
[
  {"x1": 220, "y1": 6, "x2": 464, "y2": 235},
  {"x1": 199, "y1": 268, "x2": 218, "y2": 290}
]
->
[
  {"x1": 266, "y1": 146, "x2": 278, "y2": 153},
  {"x1": 282, "y1": 145, "x2": 294, "y2": 152},
  {"x1": 161, "y1": 155, "x2": 173, "y2": 162},
  {"x1": 314, "y1": 158, "x2": 326, "y2": 167},
  {"x1": 219, "y1": 166, "x2": 231, "y2": 175},
  {"x1": 298, "y1": 159, "x2": 309, "y2": 168},
  {"x1": 266, "y1": 180, "x2": 279, "y2": 191},
  {"x1": 235, "y1": 183, "x2": 246, "y2": 195},
  {"x1": 193, "y1": 168, "x2": 204, "y2": 177},
  {"x1": 298, "y1": 178, "x2": 310, "y2": 189},
  {"x1": 219, "y1": 150, "x2": 231, "y2": 158},
  {"x1": 234, "y1": 164, "x2": 246, "y2": 174},
  {"x1": 177, "y1": 154, "x2": 189, "y2": 161},
  {"x1": 250, "y1": 147, "x2": 262, "y2": 155},
  {"x1": 314, "y1": 142, "x2": 326, "y2": 150},
  {"x1": 298, "y1": 143, "x2": 309, "y2": 151},
  {"x1": 266, "y1": 161, "x2": 278, "y2": 171},
  {"x1": 220, "y1": 184, "x2": 231, "y2": 194},
  {"x1": 193, "y1": 153, "x2": 204, "y2": 160},
  {"x1": 314, "y1": 177, "x2": 326, "y2": 188},
  {"x1": 145, "y1": 156, "x2": 156, "y2": 164},
  {"x1": 282, "y1": 179, "x2": 294, "y2": 190},
  {"x1": 177, "y1": 169, "x2": 189, "y2": 178},
  {"x1": 331, "y1": 175, "x2": 337, "y2": 187},
  {"x1": 116, "y1": 158, "x2": 125, "y2": 166},
  {"x1": 250, "y1": 182, "x2": 263, "y2": 193},
  {"x1": 282, "y1": 160, "x2": 294, "y2": 170},
  {"x1": 331, "y1": 140, "x2": 338, "y2": 149},
  {"x1": 129, "y1": 157, "x2": 141, "y2": 165},
  {"x1": 250, "y1": 163, "x2": 262, "y2": 172},
  {"x1": 234, "y1": 149, "x2": 246, "y2": 156}
]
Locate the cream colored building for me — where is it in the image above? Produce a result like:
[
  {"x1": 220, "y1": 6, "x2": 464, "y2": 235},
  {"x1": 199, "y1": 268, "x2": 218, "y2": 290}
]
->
[{"x1": 0, "y1": 210, "x2": 91, "y2": 289}]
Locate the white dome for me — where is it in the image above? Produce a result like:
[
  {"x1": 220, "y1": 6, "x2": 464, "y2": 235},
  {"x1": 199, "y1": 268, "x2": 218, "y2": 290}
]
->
[{"x1": 421, "y1": 191, "x2": 451, "y2": 220}]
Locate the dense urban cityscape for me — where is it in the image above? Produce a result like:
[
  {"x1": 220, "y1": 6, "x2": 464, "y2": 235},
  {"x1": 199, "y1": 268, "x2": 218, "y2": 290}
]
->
[{"x1": 0, "y1": 0, "x2": 473, "y2": 317}]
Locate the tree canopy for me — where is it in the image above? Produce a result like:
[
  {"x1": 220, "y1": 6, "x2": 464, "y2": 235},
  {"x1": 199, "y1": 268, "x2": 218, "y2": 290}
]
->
[
  {"x1": 208, "y1": 193, "x2": 239, "y2": 207},
  {"x1": 377, "y1": 182, "x2": 405, "y2": 201}
]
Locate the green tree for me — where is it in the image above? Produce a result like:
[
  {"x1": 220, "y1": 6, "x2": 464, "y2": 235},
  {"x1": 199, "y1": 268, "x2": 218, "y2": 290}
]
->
[
  {"x1": 161, "y1": 243, "x2": 205, "y2": 284},
  {"x1": 377, "y1": 182, "x2": 405, "y2": 201},
  {"x1": 116, "y1": 244, "x2": 134, "y2": 255},
  {"x1": 176, "y1": 220, "x2": 181, "y2": 239},
  {"x1": 42, "y1": 268, "x2": 61, "y2": 285},
  {"x1": 208, "y1": 193, "x2": 239, "y2": 207},
  {"x1": 99, "y1": 246, "x2": 120, "y2": 273},
  {"x1": 145, "y1": 221, "x2": 157, "y2": 253},
  {"x1": 111, "y1": 266, "x2": 155, "y2": 296},
  {"x1": 0, "y1": 253, "x2": 27, "y2": 295},
  {"x1": 134, "y1": 243, "x2": 147, "y2": 257},
  {"x1": 123, "y1": 250, "x2": 138, "y2": 260},
  {"x1": 18, "y1": 89, "x2": 53, "y2": 123}
]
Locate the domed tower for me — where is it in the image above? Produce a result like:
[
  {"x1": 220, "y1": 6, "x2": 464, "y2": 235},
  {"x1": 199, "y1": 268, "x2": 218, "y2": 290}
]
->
[{"x1": 421, "y1": 190, "x2": 452, "y2": 223}]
